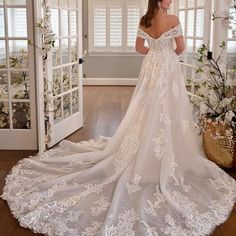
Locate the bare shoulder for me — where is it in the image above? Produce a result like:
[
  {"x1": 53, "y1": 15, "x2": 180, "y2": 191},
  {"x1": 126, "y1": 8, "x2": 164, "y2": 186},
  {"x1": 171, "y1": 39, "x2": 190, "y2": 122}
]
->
[{"x1": 167, "y1": 14, "x2": 180, "y2": 27}]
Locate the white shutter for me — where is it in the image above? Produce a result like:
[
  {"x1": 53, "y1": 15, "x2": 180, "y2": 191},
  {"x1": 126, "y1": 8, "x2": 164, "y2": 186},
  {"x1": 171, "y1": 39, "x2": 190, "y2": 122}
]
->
[
  {"x1": 110, "y1": 6, "x2": 122, "y2": 47},
  {"x1": 127, "y1": 4, "x2": 140, "y2": 48},
  {"x1": 89, "y1": 0, "x2": 147, "y2": 53},
  {"x1": 93, "y1": 4, "x2": 106, "y2": 47},
  {"x1": 0, "y1": 8, "x2": 4, "y2": 37}
]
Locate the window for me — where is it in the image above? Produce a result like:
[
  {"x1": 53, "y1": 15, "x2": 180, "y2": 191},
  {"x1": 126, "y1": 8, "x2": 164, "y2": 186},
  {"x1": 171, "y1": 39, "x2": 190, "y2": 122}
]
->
[
  {"x1": 88, "y1": 0, "x2": 148, "y2": 53},
  {"x1": 177, "y1": 0, "x2": 209, "y2": 83}
]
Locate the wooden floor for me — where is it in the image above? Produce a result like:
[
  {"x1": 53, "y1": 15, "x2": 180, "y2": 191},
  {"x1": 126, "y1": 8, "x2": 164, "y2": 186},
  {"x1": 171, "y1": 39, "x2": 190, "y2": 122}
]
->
[{"x1": 0, "y1": 86, "x2": 235, "y2": 236}]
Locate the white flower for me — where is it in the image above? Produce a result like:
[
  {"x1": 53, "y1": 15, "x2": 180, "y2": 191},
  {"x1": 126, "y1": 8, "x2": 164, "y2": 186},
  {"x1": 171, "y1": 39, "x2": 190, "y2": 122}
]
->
[{"x1": 225, "y1": 111, "x2": 235, "y2": 123}]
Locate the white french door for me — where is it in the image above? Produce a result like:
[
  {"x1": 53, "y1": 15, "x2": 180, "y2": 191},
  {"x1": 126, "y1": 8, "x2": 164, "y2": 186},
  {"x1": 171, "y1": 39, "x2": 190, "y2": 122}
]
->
[
  {"x1": 45, "y1": 0, "x2": 83, "y2": 148},
  {"x1": 0, "y1": 0, "x2": 37, "y2": 150}
]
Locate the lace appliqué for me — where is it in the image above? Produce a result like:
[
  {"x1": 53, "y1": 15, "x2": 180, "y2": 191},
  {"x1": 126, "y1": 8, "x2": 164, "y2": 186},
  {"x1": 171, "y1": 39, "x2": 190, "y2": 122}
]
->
[
  {"x1": 172, "y1": 80, "x2": 179, "y2": 98},
  {"x1": 104, "y1": 208, "x2": 140, "y2": 236},
  {"x1": 144, "y1": 185, "x2": 165, "y2": 217},
  {"x1": 136, "y1": 28, "x2": 146, "y2": 39},
  {"x1": 90, "y1": 196, "x2": 110, "y2": 216},
  {"x1": 152, "y1": 129, "x2": 168, "y2": 160},
  {"x1": 81, "y1": 221, "x2": 103, "y2": 236},
  {"x1": 140, "y1": 220, "x2": 159, "y2": 236},
  {"x1": 125, "y1": 174, "x2": 143, "y2": 195}
]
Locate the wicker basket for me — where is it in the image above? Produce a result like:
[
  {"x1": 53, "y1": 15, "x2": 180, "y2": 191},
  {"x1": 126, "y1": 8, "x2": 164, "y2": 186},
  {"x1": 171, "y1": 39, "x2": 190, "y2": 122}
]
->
[{"x1": 202, "y1": 117, "x2": 236, "y2": 168}]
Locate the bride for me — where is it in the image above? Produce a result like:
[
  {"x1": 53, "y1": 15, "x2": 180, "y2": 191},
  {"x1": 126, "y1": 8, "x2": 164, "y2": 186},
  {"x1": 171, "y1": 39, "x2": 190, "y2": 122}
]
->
[{"x1": 1, "y1": 0, "x2": 236, "y2": 235}]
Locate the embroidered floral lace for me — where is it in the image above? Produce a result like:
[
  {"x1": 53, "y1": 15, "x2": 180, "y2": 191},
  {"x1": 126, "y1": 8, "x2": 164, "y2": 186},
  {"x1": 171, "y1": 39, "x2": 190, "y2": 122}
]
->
[{"x1": 1, "y1": 22, "x2": 236, "y2": 236}]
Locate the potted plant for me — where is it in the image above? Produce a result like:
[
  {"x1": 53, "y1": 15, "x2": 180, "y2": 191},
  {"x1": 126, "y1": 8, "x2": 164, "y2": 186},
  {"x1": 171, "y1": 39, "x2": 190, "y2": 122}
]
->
[{"x1": 187, "y1": 41, "x2": 236, "y2": 168}]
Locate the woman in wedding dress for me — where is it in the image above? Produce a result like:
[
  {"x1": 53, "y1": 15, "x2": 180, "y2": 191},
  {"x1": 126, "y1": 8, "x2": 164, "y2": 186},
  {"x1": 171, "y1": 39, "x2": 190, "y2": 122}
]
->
[{"x1": 1, "y1": 0, "x2": 236, "y2": 235}]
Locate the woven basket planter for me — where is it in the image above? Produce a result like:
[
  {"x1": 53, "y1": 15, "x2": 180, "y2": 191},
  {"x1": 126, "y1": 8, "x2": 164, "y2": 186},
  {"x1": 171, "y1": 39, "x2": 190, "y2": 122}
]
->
[{"x1": 202, "y1": 117, "x2": 236, "y2": 168}]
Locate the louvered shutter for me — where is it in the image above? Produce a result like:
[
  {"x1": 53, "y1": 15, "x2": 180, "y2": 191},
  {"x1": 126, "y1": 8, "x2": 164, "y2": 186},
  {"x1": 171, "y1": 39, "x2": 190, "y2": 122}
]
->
[
  {"x1": 93, "y1": 3, "x2": 106, "y2": 48},
  {"x1": 109, "y1": 4, "x2": 122, "y2": 48}
]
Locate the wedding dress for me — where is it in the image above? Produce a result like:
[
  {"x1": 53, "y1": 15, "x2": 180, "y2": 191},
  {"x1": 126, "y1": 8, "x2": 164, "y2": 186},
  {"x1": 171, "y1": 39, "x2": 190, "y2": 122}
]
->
[{"x1": 1, "y1": 23, "x2": 236, "y2": 236}]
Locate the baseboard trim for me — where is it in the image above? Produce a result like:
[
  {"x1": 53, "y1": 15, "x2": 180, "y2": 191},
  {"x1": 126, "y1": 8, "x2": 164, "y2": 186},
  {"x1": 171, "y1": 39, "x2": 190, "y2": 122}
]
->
[{"x1": 82, "y1": 78, "x2": 138, "y2": 86}]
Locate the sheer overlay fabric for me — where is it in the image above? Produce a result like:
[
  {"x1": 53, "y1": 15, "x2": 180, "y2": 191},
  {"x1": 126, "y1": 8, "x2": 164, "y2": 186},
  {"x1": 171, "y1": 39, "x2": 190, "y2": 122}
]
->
[{"x1": 1, "y1": 23, "x2": 236, "y2": 236}]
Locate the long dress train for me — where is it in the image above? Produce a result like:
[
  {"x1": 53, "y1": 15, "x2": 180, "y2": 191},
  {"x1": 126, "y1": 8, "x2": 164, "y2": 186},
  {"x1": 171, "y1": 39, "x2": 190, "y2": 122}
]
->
[{"x1": 1, "y1": 23, "x2": 236, "y2": 236}]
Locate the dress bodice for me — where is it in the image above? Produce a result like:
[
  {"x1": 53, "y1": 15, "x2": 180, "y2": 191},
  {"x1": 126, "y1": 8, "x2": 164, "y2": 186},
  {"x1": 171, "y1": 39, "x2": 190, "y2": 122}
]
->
[{"x1": 136, "y1": 23, "x2": 183, "y2": 54}]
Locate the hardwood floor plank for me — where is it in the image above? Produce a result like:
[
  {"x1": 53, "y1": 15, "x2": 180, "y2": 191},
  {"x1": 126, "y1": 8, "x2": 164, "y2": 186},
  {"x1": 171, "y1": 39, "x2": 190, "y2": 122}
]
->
[{"x1": 0, "y1": 86, "x2": 235, "y2": 236}]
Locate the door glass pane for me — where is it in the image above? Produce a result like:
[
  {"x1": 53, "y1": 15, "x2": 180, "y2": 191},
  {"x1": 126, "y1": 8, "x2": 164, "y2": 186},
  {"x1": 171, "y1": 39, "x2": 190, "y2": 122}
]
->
[
  {"x1": 0, "y1": 40, "x2": 7, "y2": 69},
  {"x1": 51, "y1": 9, "x2": 59, "y2": 36},
  {"x1": 0, "y1": 71, "x2": 8, "y2": 99},
  {"x1": 63, "y1": 93, "x2": 71, "y2": 119},
  {"x1": 61, "y1": 10, "x2": 68, "y2": 35},
  {"x1": 0, "y1": 102, "x2": 10, "y2": 129},
  {"x1": 179, "y1": 11, "x2": 186, "y2": 35},
  {"x1": 196, "y1": 9, "x2": 204, "y2": 37},
  {"x1": 53, "y1": 96, "x2": 62, "y2": 124},
  {"x1": 227, "y1": 41, "x2": 236, "y2": 53},
  {"x1": 53, "y1": 68, "x2": 61, "y2": 96},
  {"x1": 52, "y1": 39, "x2": 60, "y2": 66},
  {"x1": 6, "y1": 0, "x2": 26, "y2": 4},
  {"x1": 60, "y1": 0, "x2": 68, "y2": 8},
  {"x1": 8, "y1": 8, "x2": 27, "y2": 37},
  {"x1": 228, "y1": 8, "x2": 236, "y2": 38},
  {"x1": 197, "y1": 0, "x2": 204, "y2": 7},
  {"x1": 49, "y1": 0, "x2": 58, "y2": 7},
  {"x1": 61, "y1": 38, "x2": 69, "y2": 64},
  {"x1": 62, "y1": 66, "x2": 70, "y2": 92},
  {"x1": 12, "y1": 102, "x2": 31, "y2": 129},
  {"x1": 72, "y1": 89, "x2": 79, "y2": 114},
  {"x1": 0, "y1": 8, "x2": 5, "y2": 37},
  {"x1": 70, "y1": 11, "x2": 77, "y2": 35},
  {"x1": 187, "y1": 39, "x2": 193, "y2": 64},
  {"x1": 179, "y1": 0, "x2": 186, "y2": 8},
  {"x1": 187, "y1": 10, "x2": 194, "y2": 37},
  {"x1": 188, "y1": 0, "x2": 195, "y2": 8},
  {"x1": 69, "y1": 0, "x2": 77, "y2": 9},
  {"x1": 0, "y1": 1, "x2": 3, "y2": 4},
  {"x1": 11, "y1": 71, "x2": 29, "y2": 99},
  {"x1": 71, "y1": 64, "x2": 78, "y2": 88},
  {"x1": 71, "y1": 38, "x2": 77, "y2": 62},
  {"x1": 9, "y1": 40, "x2": 28, "y2": 69}
]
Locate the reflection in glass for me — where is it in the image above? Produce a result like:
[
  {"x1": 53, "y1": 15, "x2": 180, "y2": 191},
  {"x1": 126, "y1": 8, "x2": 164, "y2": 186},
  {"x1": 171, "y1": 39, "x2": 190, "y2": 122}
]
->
[
  {"x1": 72, "y1": 89, "x2": 79, "y2": 114},
  {"x1": 61, "y1": 10, "x2": 68, "y2": 35},
  {"x1": 51, "y1": 9, "x2": 59, "y2": 36},
  {"x1": 71, "y1": 38, "x2": 77, "y2": 62},
  {"x1": 12, "y1": 102, "x2": 31, "y2": 129},
  {"x1": 188, "y1": 0, "x2": 195, "y2": 8},
  {"x1": 228, "y1": 8, "x2": 236, "y2": 39},
  {"x1": 0, "y1": 8, "x2": 5, "y2": 37},
  {"x1": 179, "y1": 0, "x2": 186, "y2": 8},
  {"x1": 8, "y1": 8, "x2": 27, "y2": 37},
  {"x1": 6, "y1": 0, "x2": 26, "y2": 4},
  {"x1": 0, "y1": 40, "x2": 7, "y2": 69},
  {"x1": 187, "y1": 10, "x2": 194, "y2": 37},
  {"x1": 62, "y1": 66, "x2": 70, "y2": 92},
  {"x1": 70, "y1": 11, "x2": 77, "y2": 35},
  {"x1": 49, "y1": 0, "x2": 58, "y2": 7},
  {"x1": 69, "y1": 0, "x2": 77, "y2": 9},
  {"x1": 9, "y1": 40, "x2": 28, "y2": 69},
  {"x1": 60, "y1": 0, "x2": 68, "y2": 8},
  {"x1": 53, "y1": 69, "x2": 61, "y2": 96},
  {"x1": 0, "y1": 102, "x2": 10, "y2": 129},
  {"x1": 11, "y1": 71, "x2": 29, "y2": 99},
  {"x1": 63, "y1": 93, "x2": 71, "y2": 119},
  {"x1": 53, "y1": 96, "x2": 62, "y2": 124},
  {"x1": 227, "y1": 41, "x2": 236, "y2": 53},
  {"x1": 197, "y1": 0, "x2": 204, "y2": 7},
  {"x1": 179, "y1": 11, "x2": 186, "y2": 35},
  {"x1": 0, "y1": 71, "x2": 8, "y2": 99},
  {"x1": 196, "y1": 9, "x2": 204, "y2": 37},
  {"x1": 52, "y1": 39, "x2": 60, "y2": 66},
  {"x1": 71, "y1": 64, "x2": 79, "y2": 88},
  {"x1": 61, "y1": 39, "x2": 69, "y2": 64}
]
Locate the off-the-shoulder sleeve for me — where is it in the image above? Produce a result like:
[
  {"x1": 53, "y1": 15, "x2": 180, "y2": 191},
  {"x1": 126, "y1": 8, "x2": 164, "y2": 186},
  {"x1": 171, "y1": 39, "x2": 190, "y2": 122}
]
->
[
  {"x1": 136, "y1": 28, "x2": 146, "y2": 39},
  {"x1": 172, "y1": 23, "x2": 183, "y2": 38}
]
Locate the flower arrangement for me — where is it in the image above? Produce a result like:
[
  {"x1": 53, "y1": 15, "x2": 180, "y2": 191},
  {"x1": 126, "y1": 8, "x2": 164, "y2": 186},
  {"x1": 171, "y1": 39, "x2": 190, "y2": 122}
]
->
[{"x1": 188, "y1": 41, "x2": 236, "y2": 136}]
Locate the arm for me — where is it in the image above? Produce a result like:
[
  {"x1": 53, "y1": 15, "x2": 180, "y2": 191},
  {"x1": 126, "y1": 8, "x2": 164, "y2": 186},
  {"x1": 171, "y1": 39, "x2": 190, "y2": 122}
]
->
[{"x1": 135, "y1": 37, "x2": 150, "y2": 55}]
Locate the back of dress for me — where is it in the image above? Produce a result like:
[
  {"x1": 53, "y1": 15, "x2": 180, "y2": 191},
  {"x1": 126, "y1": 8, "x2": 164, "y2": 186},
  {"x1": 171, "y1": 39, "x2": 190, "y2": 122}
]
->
[{"x1": 136, "y1": 23, "x2": 183, "y2": 55}]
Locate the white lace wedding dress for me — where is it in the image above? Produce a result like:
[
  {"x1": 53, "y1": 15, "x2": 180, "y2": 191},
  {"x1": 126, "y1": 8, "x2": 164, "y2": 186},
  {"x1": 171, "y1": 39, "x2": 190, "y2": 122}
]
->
[{"x1": 1, "y1": 23, "x2": 236, "y2": 236}]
